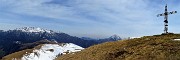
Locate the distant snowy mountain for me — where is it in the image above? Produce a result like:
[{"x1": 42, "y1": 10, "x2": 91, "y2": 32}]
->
[
  {"x1": 82, "y1": 35, "x2": 121, "y2": 41},
  {"x1": 81, "y1": 35, "x2": 122, "y2": 43},
  {"x1": 98, "y1": 34, "x2": 122, "y2": 43},
  {"x1": 0, "y1": 27, "x2": 99, "y2": 58},
  {"x1": 81, "y1": 37, "x2": 97, "y2": 40},
  {"x1": 3, "y1": 43, "x2": 84, "y2": 60},
  {"x1": 0, "y1": 27, "x2": 121, "y2": 59},
  {"x1": 109, "y1": 34, "x2": 122, "y2": 40},
  {"x1": 15, "y1": 27, "x2": 54, "y2": 33}
]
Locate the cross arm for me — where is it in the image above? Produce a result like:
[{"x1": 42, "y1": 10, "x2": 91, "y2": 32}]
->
[
  {"x1": 157, "y1": 13, "x2": 165, "y2": 17},
  {"x1": 168, "y1": 11, "x2": 177, "y2": 15}
]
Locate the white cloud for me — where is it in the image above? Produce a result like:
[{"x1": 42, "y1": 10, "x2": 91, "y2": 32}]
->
[{"x1": 1, "y1": 0, "x2": 176, "y2": 38}]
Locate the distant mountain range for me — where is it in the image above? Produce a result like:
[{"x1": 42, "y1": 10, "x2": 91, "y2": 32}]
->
[
  {"x1": 0, "y1": 27, "x2": 121, "y2": 58},
  {"x1": 81, "y1": 34, "x2": 122, "y2": 43}
]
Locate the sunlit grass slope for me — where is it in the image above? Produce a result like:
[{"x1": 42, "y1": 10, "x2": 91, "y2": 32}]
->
[{"x1": 57, "y1": 34, "x2": 180, "y2": 60}]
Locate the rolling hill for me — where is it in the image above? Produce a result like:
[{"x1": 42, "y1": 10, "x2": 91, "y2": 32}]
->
[{"x1": 56, "y1": 34, "x2": 180, "y2": 60}]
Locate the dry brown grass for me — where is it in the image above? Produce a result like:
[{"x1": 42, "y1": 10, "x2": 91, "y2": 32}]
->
[
  {"x1": 56, "y1": 34, "x2": 180, "y2": 60},
  {"x1": 1, "y1": 44, "x2": 43, "y2": 60},
  {"x1": 1, "y1": 43, "x2": 64, "y2": 60},
  {"x1": 1, "y1": 49, "x2": 33, "y2": 60}
]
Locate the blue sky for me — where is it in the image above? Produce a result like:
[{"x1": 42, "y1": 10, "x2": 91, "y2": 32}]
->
[{"x1": 0, "y1": 0, "x2": 180, "y2": 38}]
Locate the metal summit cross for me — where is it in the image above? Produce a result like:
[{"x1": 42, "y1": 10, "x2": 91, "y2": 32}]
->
[{"x1": 157, "y1": 4, "x2": 177, "y2": 34}]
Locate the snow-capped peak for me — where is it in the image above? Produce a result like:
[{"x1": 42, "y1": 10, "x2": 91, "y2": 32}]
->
[
  {"x1": 109, "y1": 34, "x2": 121, "y2": 40},
  {"x1": 15, "y1": 27, "x2": 53, "y2": 33},
  {"x1": 20, "y1": 43, "x2": 84, "y2": 60}
]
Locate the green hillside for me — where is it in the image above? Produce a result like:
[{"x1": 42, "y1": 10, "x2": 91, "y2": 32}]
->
[{"x1": 56, "y1": 34, "x2": 180, "y2": 60}]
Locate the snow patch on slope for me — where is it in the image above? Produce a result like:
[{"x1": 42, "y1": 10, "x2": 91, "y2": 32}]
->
[
  {"x1": 21, "y1": 43, "x2": 84, "y2": 60},
  {"x1": 129, "y1": 37, "x2": 141, "y2": 39},
  {"x1": 173, "y1": 39, "x2": 180, "y2": 41}
]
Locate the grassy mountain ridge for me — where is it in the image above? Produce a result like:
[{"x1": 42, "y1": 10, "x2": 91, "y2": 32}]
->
[
  {"x1": 1, "y1": 39, "x2": 57, "y2": 60},
  {"x1": 2, "y1": 44, "x2": 43, "y2": 60},
  {"x1": 56, "y1": 34, "x2": 180, "y2": 60},
  {"x1": 1, "y1": 42, "x2": 84, "y2": 60}
]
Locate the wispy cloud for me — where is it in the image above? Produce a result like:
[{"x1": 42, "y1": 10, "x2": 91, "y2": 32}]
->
[{"x1": 0, "y1": 0, "x2": 179, "y2": 38}]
